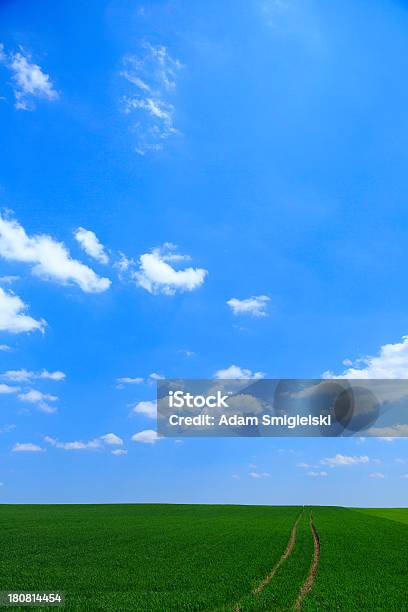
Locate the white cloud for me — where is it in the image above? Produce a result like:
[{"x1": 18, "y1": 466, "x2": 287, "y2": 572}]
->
[
  {"x1": 0, "y1": 215, "x2": 111, "y2": 293},
  {"x1": 45, "y1": 436, "x2": 101, "y2": 451},
  {"x1": 74, "y1": 227, "x2": 109, "y2": 264},
  {"x1": 1, "y1": 369, "x2": 64, "y2": 382},
  {"x1": 0, "y1": 286, "x2": 45, "y2": 334},
  {"x1": 39, "y1": 370, "x2": 65, "y2": 381},
  {"x1": 227, "y1": 295, "x2": 270, "y2": 317},
  {"x1": 12, "y1": 442, "x2": 44, "y2": 452},
  {"x1": 45, "y1": 433, "x2": 123, "y2": 450},
  {"x1": 0, "y1": 424, "x2": 15, "y2": 434},
  {"x1": 18, "y1": 389, "x2": 58, "y2": 413},
  {"x1": 131, "y1": 429, "x2": 161, "y2": 444},
  {"x1": 116, "y1": 376, "x2": 144, "y2": 387},
  {"x1": 296, "y1": 462, "x2": 312, "y2": 468},
  {"x1": 0, "y1": 275, "x2": 19, "y2": 284},
  {"x1": 0, "y1": 383, "x2": 19, "y2": 394},
  {"x1": 307, "y1": 471, "x2": 328, "y2": 477},
  {"x1": 134, "y1": 244, "x2": 207, "y2": 295},
  {"x1": 0, "y1": 44, "x2": 58, "y2": 110},
  {"x1": 132, "y1": 400, "x2": 157, "y2": 419},
  {"x1": 214, "y1": 365, "x2": 265, "y2": 380},
  {"x1": 149, "y1": 372, "x2": 165, "y2": 381},
  {"x1": 18, "y1": 390, "x2": 57, "y2": 403},
  {"x1": 249, "y1": 471, "x2": 271, "y2": 478},
  {"x1": 120, "y1": 42, "x2": 182, "y2": 154},
  {"x1": 100, "y1": 433, "x2": 123, "y2": 446},
  {"x1": 116, "y1": 373, "x2": 164, "y2": 388},
  {"x1": 112, "y1": 449, "x2": 128, "y2": 456},
  {"x1": 2, "y1": 369, "x2": 35, "y2": 382},
  {"x1": 367, "y1": 425, "x2": 408, "y2": 438},
  {"x1": 114, "y1": 252, "x2": 135, "y2": 278},
  {"x1": 321, "y1": 454, "x2": 370, "y2": 468},
  {"x1": 401, "y1": 474, "x2": 408, "y2": 479},
  {"x1": 0, "y1": 344, "x2": 12, "y2": 351},
  {"x1": 369, "y1": 472, "x2": 385, "y2": 479},
  {"x1": 323, "y1": 335, "x2": 408, "y2": 379},
  {"x1": 179, "y1": 349, "x2": 195, "y2": 357}
]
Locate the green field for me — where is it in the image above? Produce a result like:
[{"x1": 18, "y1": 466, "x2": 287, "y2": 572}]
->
[
  {"x1": 353, "y1": 507, "x2": 408, "y2": 525},
  {"x1": 0, "y1": 505, "x2": 407, "y2": 611}
]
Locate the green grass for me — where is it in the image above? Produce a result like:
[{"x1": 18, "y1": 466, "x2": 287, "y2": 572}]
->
[
  {"x1": 0, "y1": 504, "x2": 407, "y2": 611},
  {"x1": 302, "y1": 507, "x2": 408, "y2": 611},
  {"x1": 233, "y1": 509, "x2": 313, "y2": 611},
  {"x1": 0, "y1": 504, "x2": 300, "y2": 611},
  {"x1": 353, "y1": 507, "x2": 408, "y2": 525}
]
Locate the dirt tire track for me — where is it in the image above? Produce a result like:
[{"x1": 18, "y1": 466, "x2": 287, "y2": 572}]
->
[
  {"x1": 233, "y1": 509, "x2": 304, "y2": 612},
  {"x1": 294, "y1": 512, "x2": 320, "y2": 610},
  {"x1": 253, "y1": 508, "x2": 304, "y2": 596}
]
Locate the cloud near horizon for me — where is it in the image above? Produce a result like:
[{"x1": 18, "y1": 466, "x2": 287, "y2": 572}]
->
[{"x1": 321, "y1": 454, "x2": 370, "y2": 468}]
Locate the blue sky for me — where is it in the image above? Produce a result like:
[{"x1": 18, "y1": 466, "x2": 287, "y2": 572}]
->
[{"x1": 0, "y1": 0, "x2": 407, "y2": 506}]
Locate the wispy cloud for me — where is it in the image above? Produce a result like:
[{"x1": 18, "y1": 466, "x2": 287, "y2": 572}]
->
[
  {"x1": 116, "y1": 376, "x2": 144, "y2": 388},
  {"x1": 227, "y1": 295, "x2": 270, "y2": 317},
  {"x1": 0, "y1": 424, "x2": 16, "y2": 434},
  {"x1": 112, "y1": 449, "x2": 128, "y2": 456},
  {"x1": 0, "y1": 43, "x2": 58, "y2": 110},
  {"x1": 116, "y1": 373, "x2": 165, "y2": 388},
  {"x1": 368, "y1": 425, "x2": 408, "y2": 438},
  {"x1": 120, "y1": 42, "x2": 183, "y2": 154},
  {"x1": 321, "y1": 454, "x2": 370, "y2": 468},
  {"x1": 45, "y1": 436, "x2": 100, "y2": 450},
  {"x1": 307, "y1": 471, "x2": 328, "y2": 477},
  {"x1": 149, "y1": 372, "x2": 164, "y2": 381},
  {"x1": 249, "y1": 471, "x2": 271, "y2": 478},
  {"x1": 2, "y1": 369, "x2": 65, "y2": 382},
  {"x1": 45, "y1": 432, "x2": 123, "y2": 451}
]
